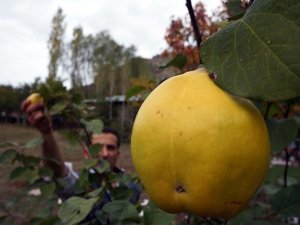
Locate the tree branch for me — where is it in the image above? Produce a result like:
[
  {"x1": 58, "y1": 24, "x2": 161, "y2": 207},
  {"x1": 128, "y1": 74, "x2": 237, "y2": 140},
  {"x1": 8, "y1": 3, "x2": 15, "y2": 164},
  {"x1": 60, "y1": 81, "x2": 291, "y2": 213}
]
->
[
  {"x1": 185, "y1": 0, "x2": 202, "y2": 64},
  {"x1": 263, "y1": 101, "x2": 272, "y2": 120},
  {"x1": 70, "y1": 109, "x2": 92, "y2": 147},
  {"x1": 283, "y1": 148, "x2": 290, "y2": 187}
]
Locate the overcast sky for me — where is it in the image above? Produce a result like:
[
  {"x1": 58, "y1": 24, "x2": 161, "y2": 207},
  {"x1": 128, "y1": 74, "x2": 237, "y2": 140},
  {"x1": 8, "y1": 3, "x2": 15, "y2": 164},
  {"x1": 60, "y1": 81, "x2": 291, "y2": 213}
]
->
[{"x1": 0, "y1": 0, "x2": 223, "y2": 87}]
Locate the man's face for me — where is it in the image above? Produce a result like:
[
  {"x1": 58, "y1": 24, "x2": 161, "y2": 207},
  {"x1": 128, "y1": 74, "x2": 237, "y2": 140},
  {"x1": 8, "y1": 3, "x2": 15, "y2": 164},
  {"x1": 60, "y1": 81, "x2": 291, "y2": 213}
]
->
[{"x1": 92, "y1": 133, "x2": 120, "y2": 168}]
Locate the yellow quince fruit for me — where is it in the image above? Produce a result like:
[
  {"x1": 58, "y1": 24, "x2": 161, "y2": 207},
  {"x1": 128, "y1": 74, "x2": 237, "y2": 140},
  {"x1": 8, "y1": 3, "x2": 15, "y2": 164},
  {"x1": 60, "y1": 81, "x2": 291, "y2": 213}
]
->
[
  {"x1": 131, "y1": 68, "x2": 270, "y2": 219},
  {"x1": 27, "y1": 93, "x2": 44, "y2": 105}
]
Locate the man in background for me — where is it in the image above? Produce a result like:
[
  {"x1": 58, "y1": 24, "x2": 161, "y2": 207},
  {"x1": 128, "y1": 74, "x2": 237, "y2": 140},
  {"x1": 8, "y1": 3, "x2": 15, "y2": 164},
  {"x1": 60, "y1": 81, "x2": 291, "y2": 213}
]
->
[{"x1": 21, "y1": 98, "x2": 141, "y2": 217}]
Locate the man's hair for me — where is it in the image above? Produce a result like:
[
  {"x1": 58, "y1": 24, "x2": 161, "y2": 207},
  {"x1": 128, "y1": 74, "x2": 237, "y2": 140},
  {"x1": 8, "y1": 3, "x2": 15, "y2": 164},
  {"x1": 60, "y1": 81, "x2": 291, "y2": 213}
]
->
[{"x1": 102, "y1": 126, "x2": 121, "y2": 148}]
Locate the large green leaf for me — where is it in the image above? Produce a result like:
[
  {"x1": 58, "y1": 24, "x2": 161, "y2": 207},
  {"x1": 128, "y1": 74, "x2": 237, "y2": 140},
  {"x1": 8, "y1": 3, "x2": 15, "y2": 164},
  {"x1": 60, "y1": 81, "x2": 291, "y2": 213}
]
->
[
  {"x1": 266, "y1": 118, "x2": 298, "y2": 153},
  {"x1": 39, "y1": 166, "x2": 53, "y2": 178},
  {"x1": 201, "y1": 0, "x2": 300, "y2": 101},
  {"x1": 89, "y1": 144, "x2": 101, "y2": 158},
  {"x1": 83, "y1": 159, "x2": 98, "y2": 169},
  {"x1": 143, "y1": 201, "x2": 175, "y2": 225},
  {"x1": 39, "y1": 182, "x2": 56, "y2": 197},
  {"x1": 266, "y1": 165, "x2": 300, "y2": 184},
  {"x1": 93, "y1": 160, "x2": 111, "y2": 174},
  {"x1": 24, "y1": 137, "x2": 44, "y2": 149},
  {"x1": 229, "y1": 204, "x2": 264, "y2": 225},
  {"x1": 22, "y1": 155, "x2": 41, "y2": 167},
  {"x1": 49, "y1": 101, "x2": 68, "y2": 115},
  {"x1": 0, "y1": 149, "x2": 18, "y2": 164},
  {"x1": 58, "y1": 196, "x2": 98, "y2": 225},
  {"x1": 225, "y1": 0, "x2": 247, "y2": 20},
  {"x1": 159, "y1": 53, "x2": 187, "y2": 70},
  {"x1": 271, "y1": 184, "x2": 300, "y2": 217},
  {"x1": 102, "y1": 200, "x2": 140, "y2": 224},
  {"x1": 10, "y1": 166, "x2": 39, "y2": 183},
  {"x1": 83, "y1": 119, "x2": 104, "y2": 134},
  {"x1": 29, "y1": 216, "x2": 62, "y2": 225}
]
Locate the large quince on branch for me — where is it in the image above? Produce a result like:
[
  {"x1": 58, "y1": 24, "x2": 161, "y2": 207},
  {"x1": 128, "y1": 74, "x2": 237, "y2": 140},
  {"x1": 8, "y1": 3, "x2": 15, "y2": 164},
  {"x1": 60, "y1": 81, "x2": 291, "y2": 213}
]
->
[{"x1": 131, "y1": 68, "x2": 270, "y2": 219}]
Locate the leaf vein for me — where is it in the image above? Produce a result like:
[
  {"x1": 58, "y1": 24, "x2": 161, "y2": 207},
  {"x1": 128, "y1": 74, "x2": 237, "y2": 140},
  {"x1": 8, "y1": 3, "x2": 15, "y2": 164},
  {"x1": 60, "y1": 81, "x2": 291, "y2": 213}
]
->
[
  {"x1": 233, "y1": 21, "x2": 253, "y2": 94},
  {"x1": 240, "y1": 19, "x2": 300, "y2": 82}
]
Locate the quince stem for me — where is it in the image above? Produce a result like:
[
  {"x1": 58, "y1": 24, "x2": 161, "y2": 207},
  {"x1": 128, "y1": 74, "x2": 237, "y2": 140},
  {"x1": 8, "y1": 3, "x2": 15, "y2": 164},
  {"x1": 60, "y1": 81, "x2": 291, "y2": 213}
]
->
[{"x1": 185, "y1": 0, "x2": 202, "y2": 64}]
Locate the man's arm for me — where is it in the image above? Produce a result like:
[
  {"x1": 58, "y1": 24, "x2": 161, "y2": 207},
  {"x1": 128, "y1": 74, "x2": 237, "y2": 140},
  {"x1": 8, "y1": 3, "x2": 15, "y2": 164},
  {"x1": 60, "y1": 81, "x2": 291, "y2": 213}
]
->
[
  {"x1": 21, "y1": 100, "x2": 67, "y2": 178},
  {"x1": 41, "y1": 132, "x2": 68, "y2": 177}
]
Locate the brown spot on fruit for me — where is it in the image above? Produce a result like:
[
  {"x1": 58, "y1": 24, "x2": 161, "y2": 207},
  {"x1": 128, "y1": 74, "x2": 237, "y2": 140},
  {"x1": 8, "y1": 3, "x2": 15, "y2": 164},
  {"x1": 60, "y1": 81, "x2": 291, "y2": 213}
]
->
[{"x1": 176, "y1": 184, "x2": 186, "y2": 193}]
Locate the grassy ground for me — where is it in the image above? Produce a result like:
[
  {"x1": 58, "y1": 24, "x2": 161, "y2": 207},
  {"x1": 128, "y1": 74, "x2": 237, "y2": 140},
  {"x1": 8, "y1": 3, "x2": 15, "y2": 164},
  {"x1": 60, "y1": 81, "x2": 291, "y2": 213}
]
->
[{"x1": 0, "y1": 123, "x2": 137, "y2": 224}]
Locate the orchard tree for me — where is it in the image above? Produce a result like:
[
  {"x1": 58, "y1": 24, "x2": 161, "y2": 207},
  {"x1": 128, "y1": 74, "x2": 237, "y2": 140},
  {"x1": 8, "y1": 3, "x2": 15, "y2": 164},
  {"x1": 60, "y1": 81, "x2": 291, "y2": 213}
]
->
[
  {"x1": 68, "y1": 26, "x2": 97, "y2": 94},
  {"x1": 48, "y1": 8, "x2": 66, "y2": 79},
  {"x1": 92, "y1": 31, "x2": 136, "y2": 97},
  {"x1": 162, "y1": 2, "x2": 222, "y2": 71},
  {"x1": 69, "y1": 27, "x2": 85, "y2": 89},
  {"x1": 92, "y1": 31, "x2": 136, "y2": 121},
  {"x1": 0, "y1": 85, "x2": 19, "y2": 113},
  {"x1": 0, "y1": 79, "x2": 41, "y2": 114}
]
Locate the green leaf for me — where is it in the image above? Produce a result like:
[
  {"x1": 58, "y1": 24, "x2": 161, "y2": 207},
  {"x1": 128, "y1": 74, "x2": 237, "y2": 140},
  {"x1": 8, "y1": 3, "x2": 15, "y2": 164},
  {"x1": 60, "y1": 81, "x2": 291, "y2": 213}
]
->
[
  {"x1": 83, "y1": 119, "x2": 103, "y2": 134},
  {"x1": 10, "y1": 166, "x2": 39, "y2": 183},
  {"x1": 83, "y1": 159, "x2": 98, "y2": 169},
  {"x1": 10, "y1": 166, "x2": 28, "y2": 180},
  {"x1": 93, "y1": 160, "x2": 111, "y2": 174},
  {"x1": 229, "y1": 208, "x2": 254, "y2": 225},
  {"x1": 31, "y1": 199, "x2": 60, "y2": 221},
  {"x1": 49, "y1": 101, "x2": 68, "y2": 115},
  {"x1": 58, "y1": 196, "x2": 98, "y2": 225},
  {"x1": 89, "y1": 144, "x2": 101, "y2": 158},
  {"x1": 110, "y1": 186, "x2": 135, "y2": 201},
  {"x1": 266, "y1": 165, "x2": 300, "y2": 184},
  {"x1": 24, "y1": 137, "x2": 44, "y2": 149},
  {"x1": 102, "y1": 200, "x2": 140, "y2": 224},
  {"x1": 26, "y1": 169, "x2": 40, "y2": 183},
  {"x1": 271, "y1": 184, "x2": 300, "y2": 217},
  {"x1": 77, "y1": 169, "x2": 89, "y2": 189},
  {"x1": 23, "y1": 155, "x2": 41, "y2": 167},
  {"x1": 39, "y1": 167, "x2": 54, "y2": 178},
  {"x1": 87, "y1": 186, "x2": 104, "y2": 198},
  {"x1": 0, "y1": 149, "x2": 18, "y2": 163},
  {"x1": 159, "y1": 53, "x2": 187, "y2": 70},
  {"x1": 40, "y1": 182, "x2": 56, "y2": 197},
  {"x1": 225, "y1": 0, "x2": 246, "y2": 20},
  {"x1": 72, "y1": 103, "x2": 87, "y2": 112},
  {"x1": 113, "y1": 173, "x2": 136, "y2": 185},
  {"x1": 266, "y1": 118, "x2": 298, "y2": 153},
  {"x1": 143, "y1": 201, "x2": 175, "y2": 225},
  {"x1": 29, "y1": 216, "x2": 62, "y2": 225},
  {"x1": 294, "y1": 115, "x2": 300, "y2": 126},
  {"x1": 277, "y1": 176, "x2": 298, "y2": 186},
  {"x1": 201, "y1": 0, "x2": 300, "y2": 101},
  {"x1": 63, "y1": 130, "x2": 79, "y2": 145},
  {"x1": 229, "y1": 203, "x2": 265, "y2": 225},
  {"x1": 264, "y1": 183, "x2": 281, "y2": 195},
  {"x1": 0, "y1": 141, "x2": 18, "y2": 148},
  {"x1": 126, "y1": 85, "x2": 145, "y2": 100}
]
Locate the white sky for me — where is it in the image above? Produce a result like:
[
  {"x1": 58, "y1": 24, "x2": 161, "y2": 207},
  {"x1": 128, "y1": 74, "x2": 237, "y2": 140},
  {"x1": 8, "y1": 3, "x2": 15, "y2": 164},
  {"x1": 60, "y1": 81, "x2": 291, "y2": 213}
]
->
[{"x1": 0, "y1": 0, "x2": 223, "y2": 87}]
